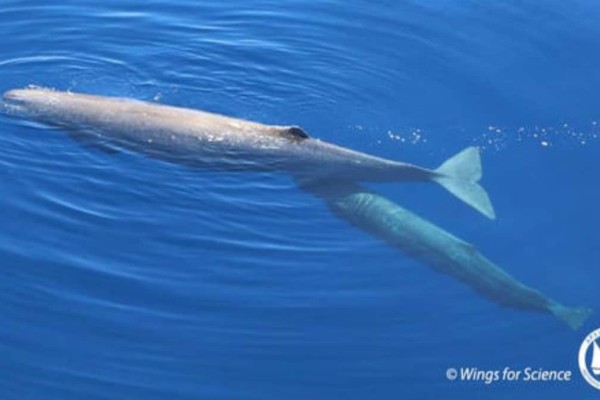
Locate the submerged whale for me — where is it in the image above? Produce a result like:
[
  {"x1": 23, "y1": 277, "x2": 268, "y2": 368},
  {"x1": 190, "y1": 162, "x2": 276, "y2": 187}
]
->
[
  {"x1": 304, "y1": 180, "x2": 591, "y2": 329},
  {"x1": 2, "y1": 88, "x2": 494, "y2": 219}
]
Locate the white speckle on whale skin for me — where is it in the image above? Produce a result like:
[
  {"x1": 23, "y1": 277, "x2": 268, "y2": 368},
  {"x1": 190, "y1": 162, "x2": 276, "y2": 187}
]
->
[
  {"x1": 47, "y1": 96, "x2": 61, "y2": 105},
  {"x1": 27, "y1": 84, "x2": 48, "y2": 91}
]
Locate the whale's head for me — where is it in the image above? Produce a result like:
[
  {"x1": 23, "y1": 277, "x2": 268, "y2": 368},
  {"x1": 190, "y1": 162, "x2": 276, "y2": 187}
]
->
[
  {"x1": 2, "y1": 87, "x2": 63, "y2": 117},
  {"x1": 4, "y1": 88, "x2": 52, "y2": 108}
]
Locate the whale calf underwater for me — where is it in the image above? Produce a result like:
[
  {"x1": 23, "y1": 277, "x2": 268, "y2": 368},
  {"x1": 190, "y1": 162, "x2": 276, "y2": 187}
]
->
[
  {"x1": 304, "y1": 181, "x2": 591, "y2": 329},
  {"x1": 3, "y1": 88, "x2": 494, "y2": 219},
  {"x1": 2, "y1": 87, "x2": 590, "y2": 328}
]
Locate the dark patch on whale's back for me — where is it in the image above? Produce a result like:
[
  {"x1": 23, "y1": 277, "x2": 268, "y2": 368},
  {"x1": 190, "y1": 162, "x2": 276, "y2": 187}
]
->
[{"x1": 278, "y1": 126, "x2": 309, "y2": 141}]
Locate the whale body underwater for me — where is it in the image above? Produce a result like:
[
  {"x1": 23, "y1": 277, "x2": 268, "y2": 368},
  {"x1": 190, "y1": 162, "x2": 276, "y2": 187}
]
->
[
  {"x1": 304, "y1": 181, "x2": 591, "y2": 329},
  {"x1": 2, "y1": 87, "x2": 590, "y2": 328}
]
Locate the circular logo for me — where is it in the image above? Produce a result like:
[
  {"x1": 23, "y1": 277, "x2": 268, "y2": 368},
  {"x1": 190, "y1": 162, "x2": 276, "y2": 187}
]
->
[
  {"x1": 446, "y1": 368, "x2": 457, "y2": 381},
  {"x1": 579, "y1": 328, "x2": 600, "y2": 390}
]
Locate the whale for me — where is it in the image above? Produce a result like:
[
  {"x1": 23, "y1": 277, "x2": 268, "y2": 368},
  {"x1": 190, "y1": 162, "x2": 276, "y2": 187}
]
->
[
  {"x1": 303, "y1": 180, "x2": 592, "y2": 329},
  {"x1": 2, "y1": 87, "x2": 587, "y2": 328},
  {"x1": 2, "y1": 87, "x2": 495, "y2": 219}
]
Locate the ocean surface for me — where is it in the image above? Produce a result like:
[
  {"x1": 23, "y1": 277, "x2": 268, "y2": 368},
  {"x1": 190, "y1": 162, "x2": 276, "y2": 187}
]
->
[{"x1": 1, "y1": 1, "x2": 599, "y2": 399}]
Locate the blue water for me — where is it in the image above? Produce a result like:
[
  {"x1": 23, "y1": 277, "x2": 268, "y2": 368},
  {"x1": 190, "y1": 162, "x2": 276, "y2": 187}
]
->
[{"x1": 1, "y1": 1, "x2": 599, "y2": 399}]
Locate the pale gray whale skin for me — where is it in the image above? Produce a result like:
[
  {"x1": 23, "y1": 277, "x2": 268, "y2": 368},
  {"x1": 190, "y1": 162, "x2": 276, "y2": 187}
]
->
[
  {"x1": 3, "y1": 87, "x2": 494, "y2": 219},
  {"x1": 304, "y1": 180, "x2": 591, "y2": 329}
]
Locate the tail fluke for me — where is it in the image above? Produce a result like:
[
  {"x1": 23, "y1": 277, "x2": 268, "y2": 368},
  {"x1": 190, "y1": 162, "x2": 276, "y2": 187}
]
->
[
  {"x1": 434, "y1": 147, "x2": 496, "y2": 220},
  {"x1": 548, "y1": 303, "x2": 593, "y2": 330}
]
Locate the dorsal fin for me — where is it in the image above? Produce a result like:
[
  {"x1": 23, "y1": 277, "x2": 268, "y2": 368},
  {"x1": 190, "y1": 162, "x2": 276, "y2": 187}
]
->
[{"x1": 279, "y1": 125, "x2": 309, "y2": 140}]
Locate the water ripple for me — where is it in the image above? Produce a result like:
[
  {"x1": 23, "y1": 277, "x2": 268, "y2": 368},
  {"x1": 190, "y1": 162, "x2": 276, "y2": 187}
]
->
[{"x1": 1, "y1": 1, "x2": 599, "y2": 399}]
